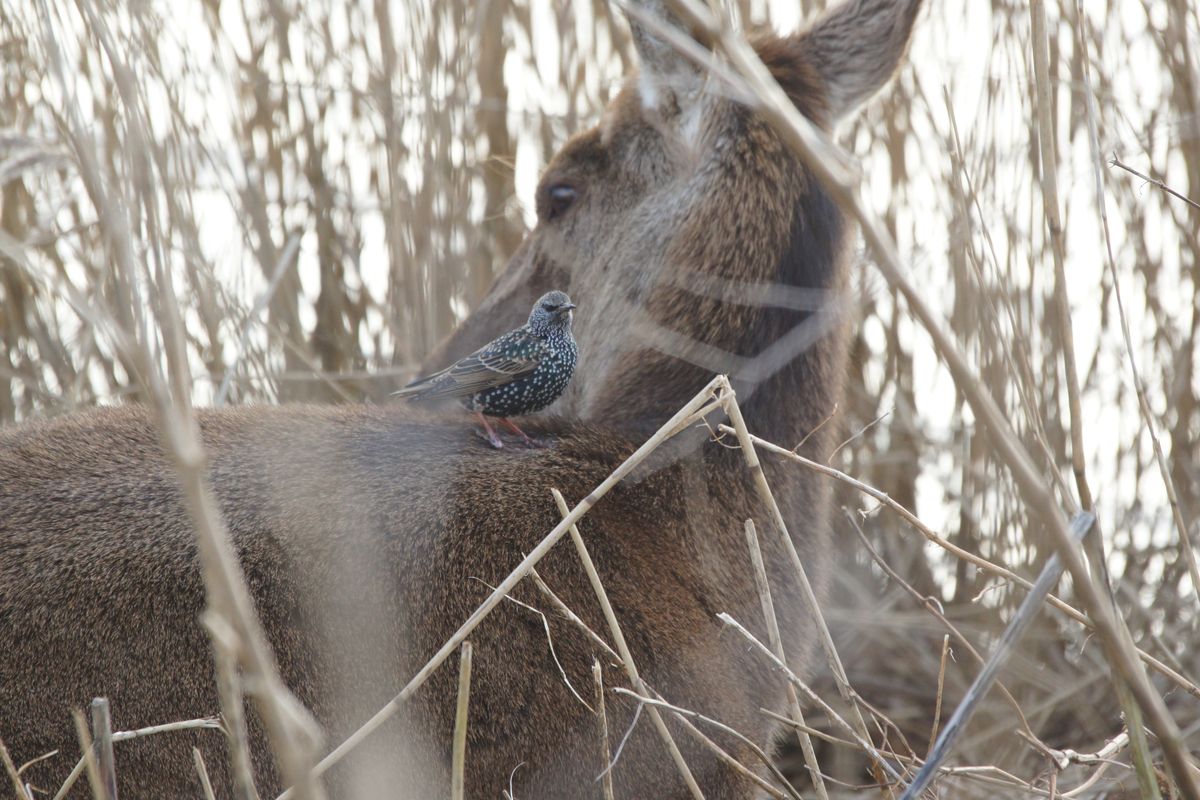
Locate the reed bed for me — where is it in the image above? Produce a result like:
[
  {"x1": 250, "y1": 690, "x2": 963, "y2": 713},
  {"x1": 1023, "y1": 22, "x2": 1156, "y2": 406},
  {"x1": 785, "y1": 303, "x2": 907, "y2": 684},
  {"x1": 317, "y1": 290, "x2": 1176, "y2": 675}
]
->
[{"x1": 1, "y1": 0, "x2": 1197, "y2": 797}]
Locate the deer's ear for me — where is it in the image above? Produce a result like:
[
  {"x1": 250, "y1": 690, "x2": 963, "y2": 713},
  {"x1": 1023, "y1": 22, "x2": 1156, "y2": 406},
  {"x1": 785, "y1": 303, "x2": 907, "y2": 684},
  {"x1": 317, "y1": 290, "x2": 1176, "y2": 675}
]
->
[
  {"x1": 795, "y1": 0, "x2": 923, "y2": 123},
  {"x1": 625, "y1": 0, "x2": 704, "y2": 112}
]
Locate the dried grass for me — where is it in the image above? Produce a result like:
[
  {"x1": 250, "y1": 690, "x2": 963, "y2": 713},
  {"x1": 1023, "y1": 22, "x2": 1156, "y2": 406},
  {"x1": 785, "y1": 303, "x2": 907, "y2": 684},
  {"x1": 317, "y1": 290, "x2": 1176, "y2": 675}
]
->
[{"x1": 1, "y1": 0, "x2": 1197, "y2": 797}]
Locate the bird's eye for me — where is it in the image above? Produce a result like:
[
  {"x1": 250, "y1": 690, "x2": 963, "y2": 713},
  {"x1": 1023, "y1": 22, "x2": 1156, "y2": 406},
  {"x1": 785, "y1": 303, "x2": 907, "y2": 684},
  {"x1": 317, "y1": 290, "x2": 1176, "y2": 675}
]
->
[
  {"x1": 543, "y1": 184, "x2": 578, "y2": 222},
  {"x1": 542, "y1": 302, "x2": 558, "y2": 312}
]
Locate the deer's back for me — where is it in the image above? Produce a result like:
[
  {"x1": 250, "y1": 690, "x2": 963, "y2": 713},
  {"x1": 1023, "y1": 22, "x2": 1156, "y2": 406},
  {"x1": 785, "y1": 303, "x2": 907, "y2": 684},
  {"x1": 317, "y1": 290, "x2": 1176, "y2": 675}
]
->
[{"x1": 0, "y1": 404, "x2": 792, "y2": 797}]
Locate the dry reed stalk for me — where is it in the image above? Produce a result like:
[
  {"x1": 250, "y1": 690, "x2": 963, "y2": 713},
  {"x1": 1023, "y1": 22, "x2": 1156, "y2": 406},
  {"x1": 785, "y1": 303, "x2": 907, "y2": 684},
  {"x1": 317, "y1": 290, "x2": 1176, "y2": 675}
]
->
[
  {"x1": 1068, "y1": 0, "x2": 1200, "y2": 605},
  {"x1": 0, "y1": 738, "x2": 30, "y2": 800},
  {"x1": 743, "y1": 519, "x2": 830, "y2": 800},
  {"x1": 592, "y1": 660, "x2": 616, "y2": 800},
  {"x1": 89, "y1": 699, "x2": 117, "y2": 800},
  {"x1": 193, "y1": 749, "x2": 218, "y2": 800},
  {"x1": 1029, "y1": 4, "x2": 1165, "y2": 794},
  {"x1": 928, "y1": 636, "x2": 949, "y2": 755},
  {"x1": 450, "y1": 642, "x2": 473, "y2": 800},
  {"x1": 276, "y1": 376, "x2": 726, "y2": 798},
  {"x1": 720, "y1": 386, "x2": 899, "y2": 788},
  {"x1": 71, "y1": 710, "x2": 105, "y2": 800},
  {"x1": 549, "y1": 487, "x2": 705, "y2": 800}
]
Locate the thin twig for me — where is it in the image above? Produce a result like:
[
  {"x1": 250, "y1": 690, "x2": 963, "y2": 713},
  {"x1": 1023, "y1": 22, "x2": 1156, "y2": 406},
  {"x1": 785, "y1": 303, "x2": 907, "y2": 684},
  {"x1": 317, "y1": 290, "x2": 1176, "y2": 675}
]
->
[
  {"x1": 1110, "y1": 156, "x2": 1200, "y2": 211},
  {"x1": 529, "y1": 569, "x2": 622, "y2": 665},
  {"x1": 929, "y1": 636, "x2": 949, "y2": 755},
  {"x1": 474, "y1": 577, "x2": 593, "y2": 712},
  {"x1": 51, "y1": 718, "x2": 223, "y2": 800},
  {"x1": 718, "y1": 613, "x2": 899, "y2": 782}
]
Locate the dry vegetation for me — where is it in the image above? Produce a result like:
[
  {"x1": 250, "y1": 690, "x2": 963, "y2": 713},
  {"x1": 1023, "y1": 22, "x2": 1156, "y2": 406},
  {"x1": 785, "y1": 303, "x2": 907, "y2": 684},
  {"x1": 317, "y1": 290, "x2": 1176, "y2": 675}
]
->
[{"x1": 1, "y1": 0, "x2": 1198, "y2": 797}]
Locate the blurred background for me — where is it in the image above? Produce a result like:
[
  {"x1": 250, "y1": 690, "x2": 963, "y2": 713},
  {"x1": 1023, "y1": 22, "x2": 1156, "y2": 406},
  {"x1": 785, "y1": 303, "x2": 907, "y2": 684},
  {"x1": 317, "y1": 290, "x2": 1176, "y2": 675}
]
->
[{"x1": 1, "y1": 0, "x2": 1197, "y2": 795}]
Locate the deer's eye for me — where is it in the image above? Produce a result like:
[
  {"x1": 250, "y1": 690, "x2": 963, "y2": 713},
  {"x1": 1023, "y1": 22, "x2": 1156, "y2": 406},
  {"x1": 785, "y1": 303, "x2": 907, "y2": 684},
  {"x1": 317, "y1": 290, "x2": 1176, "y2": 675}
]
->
[{"x1": 542, "y1": 184, "x2": 578, "y2": 222}]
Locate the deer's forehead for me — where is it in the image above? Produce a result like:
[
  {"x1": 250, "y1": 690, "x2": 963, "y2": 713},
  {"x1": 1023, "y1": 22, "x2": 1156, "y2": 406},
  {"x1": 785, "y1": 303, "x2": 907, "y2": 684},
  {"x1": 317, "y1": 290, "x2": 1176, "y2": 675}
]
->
[{"x1": 543, "y1": 85, "x2": 681, "y2": 185}]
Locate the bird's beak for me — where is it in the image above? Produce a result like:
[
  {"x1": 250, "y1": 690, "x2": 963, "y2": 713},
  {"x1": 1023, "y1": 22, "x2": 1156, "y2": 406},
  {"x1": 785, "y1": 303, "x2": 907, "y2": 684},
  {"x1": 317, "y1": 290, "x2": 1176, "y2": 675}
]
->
[{"x1": 556, "y1": 303, "x2": 577, "y2": 315}]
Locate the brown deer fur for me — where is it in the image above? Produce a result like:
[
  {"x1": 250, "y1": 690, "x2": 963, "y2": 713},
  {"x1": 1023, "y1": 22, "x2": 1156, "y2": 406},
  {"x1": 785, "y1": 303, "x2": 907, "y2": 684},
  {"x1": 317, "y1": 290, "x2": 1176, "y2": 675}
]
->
[{"x1": 0, "y1": 2, "x2": 922, "y2": 797}]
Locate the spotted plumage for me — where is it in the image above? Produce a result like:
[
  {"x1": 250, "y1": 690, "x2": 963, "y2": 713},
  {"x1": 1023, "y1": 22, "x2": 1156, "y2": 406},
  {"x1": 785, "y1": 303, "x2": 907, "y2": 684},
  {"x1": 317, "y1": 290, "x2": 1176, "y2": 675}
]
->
[{"x1": 393, "y1": 291, "x2": 578, "y2": 447}]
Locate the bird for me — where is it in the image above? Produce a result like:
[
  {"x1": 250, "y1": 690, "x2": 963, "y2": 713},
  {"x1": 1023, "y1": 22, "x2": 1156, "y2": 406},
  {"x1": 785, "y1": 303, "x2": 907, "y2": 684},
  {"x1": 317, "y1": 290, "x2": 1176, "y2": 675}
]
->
[{"x1": 393, "y1": 290, "x2": 578, "y2": 448}]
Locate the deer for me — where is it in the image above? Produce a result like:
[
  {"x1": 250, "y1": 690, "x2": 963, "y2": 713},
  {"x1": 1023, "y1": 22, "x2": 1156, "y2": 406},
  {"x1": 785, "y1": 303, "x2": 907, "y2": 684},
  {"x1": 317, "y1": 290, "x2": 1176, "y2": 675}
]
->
[{"x1": 0, "y1": 0, "x2": 922, "y2": 797}]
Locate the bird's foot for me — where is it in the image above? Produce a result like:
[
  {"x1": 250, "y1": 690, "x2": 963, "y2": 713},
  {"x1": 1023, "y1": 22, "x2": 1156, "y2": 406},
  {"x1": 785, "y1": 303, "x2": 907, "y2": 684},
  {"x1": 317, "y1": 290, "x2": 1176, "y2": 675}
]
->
[
  {"x1": 498, "y1": 418, "x2": 546, "y2": 448},
  {"x1": 474, "y1": 413, "x2": 505, "y2": 449},
  {"x1": 473, "y1": 427, "x2": 505, "y2": 449}
]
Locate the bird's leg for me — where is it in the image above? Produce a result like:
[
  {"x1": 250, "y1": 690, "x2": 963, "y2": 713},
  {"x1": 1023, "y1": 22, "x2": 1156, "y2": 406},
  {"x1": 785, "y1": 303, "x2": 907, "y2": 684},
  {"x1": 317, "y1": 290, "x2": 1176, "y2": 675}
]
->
[
  {"x1": 498, "y1": 417, "x2": 544, "y2": 448},
  {"x1": 473, "y1": 412, "x2": 504, "y2": 449}
]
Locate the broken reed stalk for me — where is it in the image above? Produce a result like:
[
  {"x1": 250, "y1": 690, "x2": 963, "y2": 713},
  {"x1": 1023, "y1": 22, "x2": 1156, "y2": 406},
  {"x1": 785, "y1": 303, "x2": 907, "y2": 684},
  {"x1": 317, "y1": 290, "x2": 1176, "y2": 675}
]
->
[
  {"x1": 276, "y1": 376, "x2": 726, "y2": 799},
  {"x1": 549, "y1": 487, "x2": 705, "y2": 800},
  {"x1": 743, "y1": 519, "x2": 829, "y2": 800},
  {"x1": 898, "y1": 510, "x2": 1095, "y2": 800},
  {"x1": 451, "y1": 642, "x2": 473, "y2": 800},
  {"x1": 71, "y1": 710, "x2": 106, "y2": 800},
  {"x1": 592, "y1": 661, "x2": 615, "y2": 800},
  {"x1": 720, "y1": 385, "x2": 899, "y2": 786},
  {"x1": 655, "y1": 9, "x2": 1200, "y2": 795},
  {"x1": 193, "y1": 748, "x2": 218, "y2": 800},
  {"x1": 0, "y1": 738, "x2": 30, "y2": 800},
  {"x1": 89, "y1": 699, "x2": 117, "y2": 800}
]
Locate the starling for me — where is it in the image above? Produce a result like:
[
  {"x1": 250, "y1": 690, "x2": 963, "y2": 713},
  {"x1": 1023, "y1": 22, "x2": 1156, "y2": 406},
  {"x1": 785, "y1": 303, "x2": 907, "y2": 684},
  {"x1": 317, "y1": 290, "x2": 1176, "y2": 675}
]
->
[{"x1": 394, "y1": 290, "x2": 579, "y2": 448}]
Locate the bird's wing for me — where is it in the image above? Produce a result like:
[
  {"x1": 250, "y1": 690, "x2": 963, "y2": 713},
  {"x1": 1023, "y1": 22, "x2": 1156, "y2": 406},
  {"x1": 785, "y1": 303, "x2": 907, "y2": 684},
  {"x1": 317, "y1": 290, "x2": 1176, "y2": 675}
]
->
[{"x1": 393, "y1": 330, "x2": 544, "y2": 401}]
